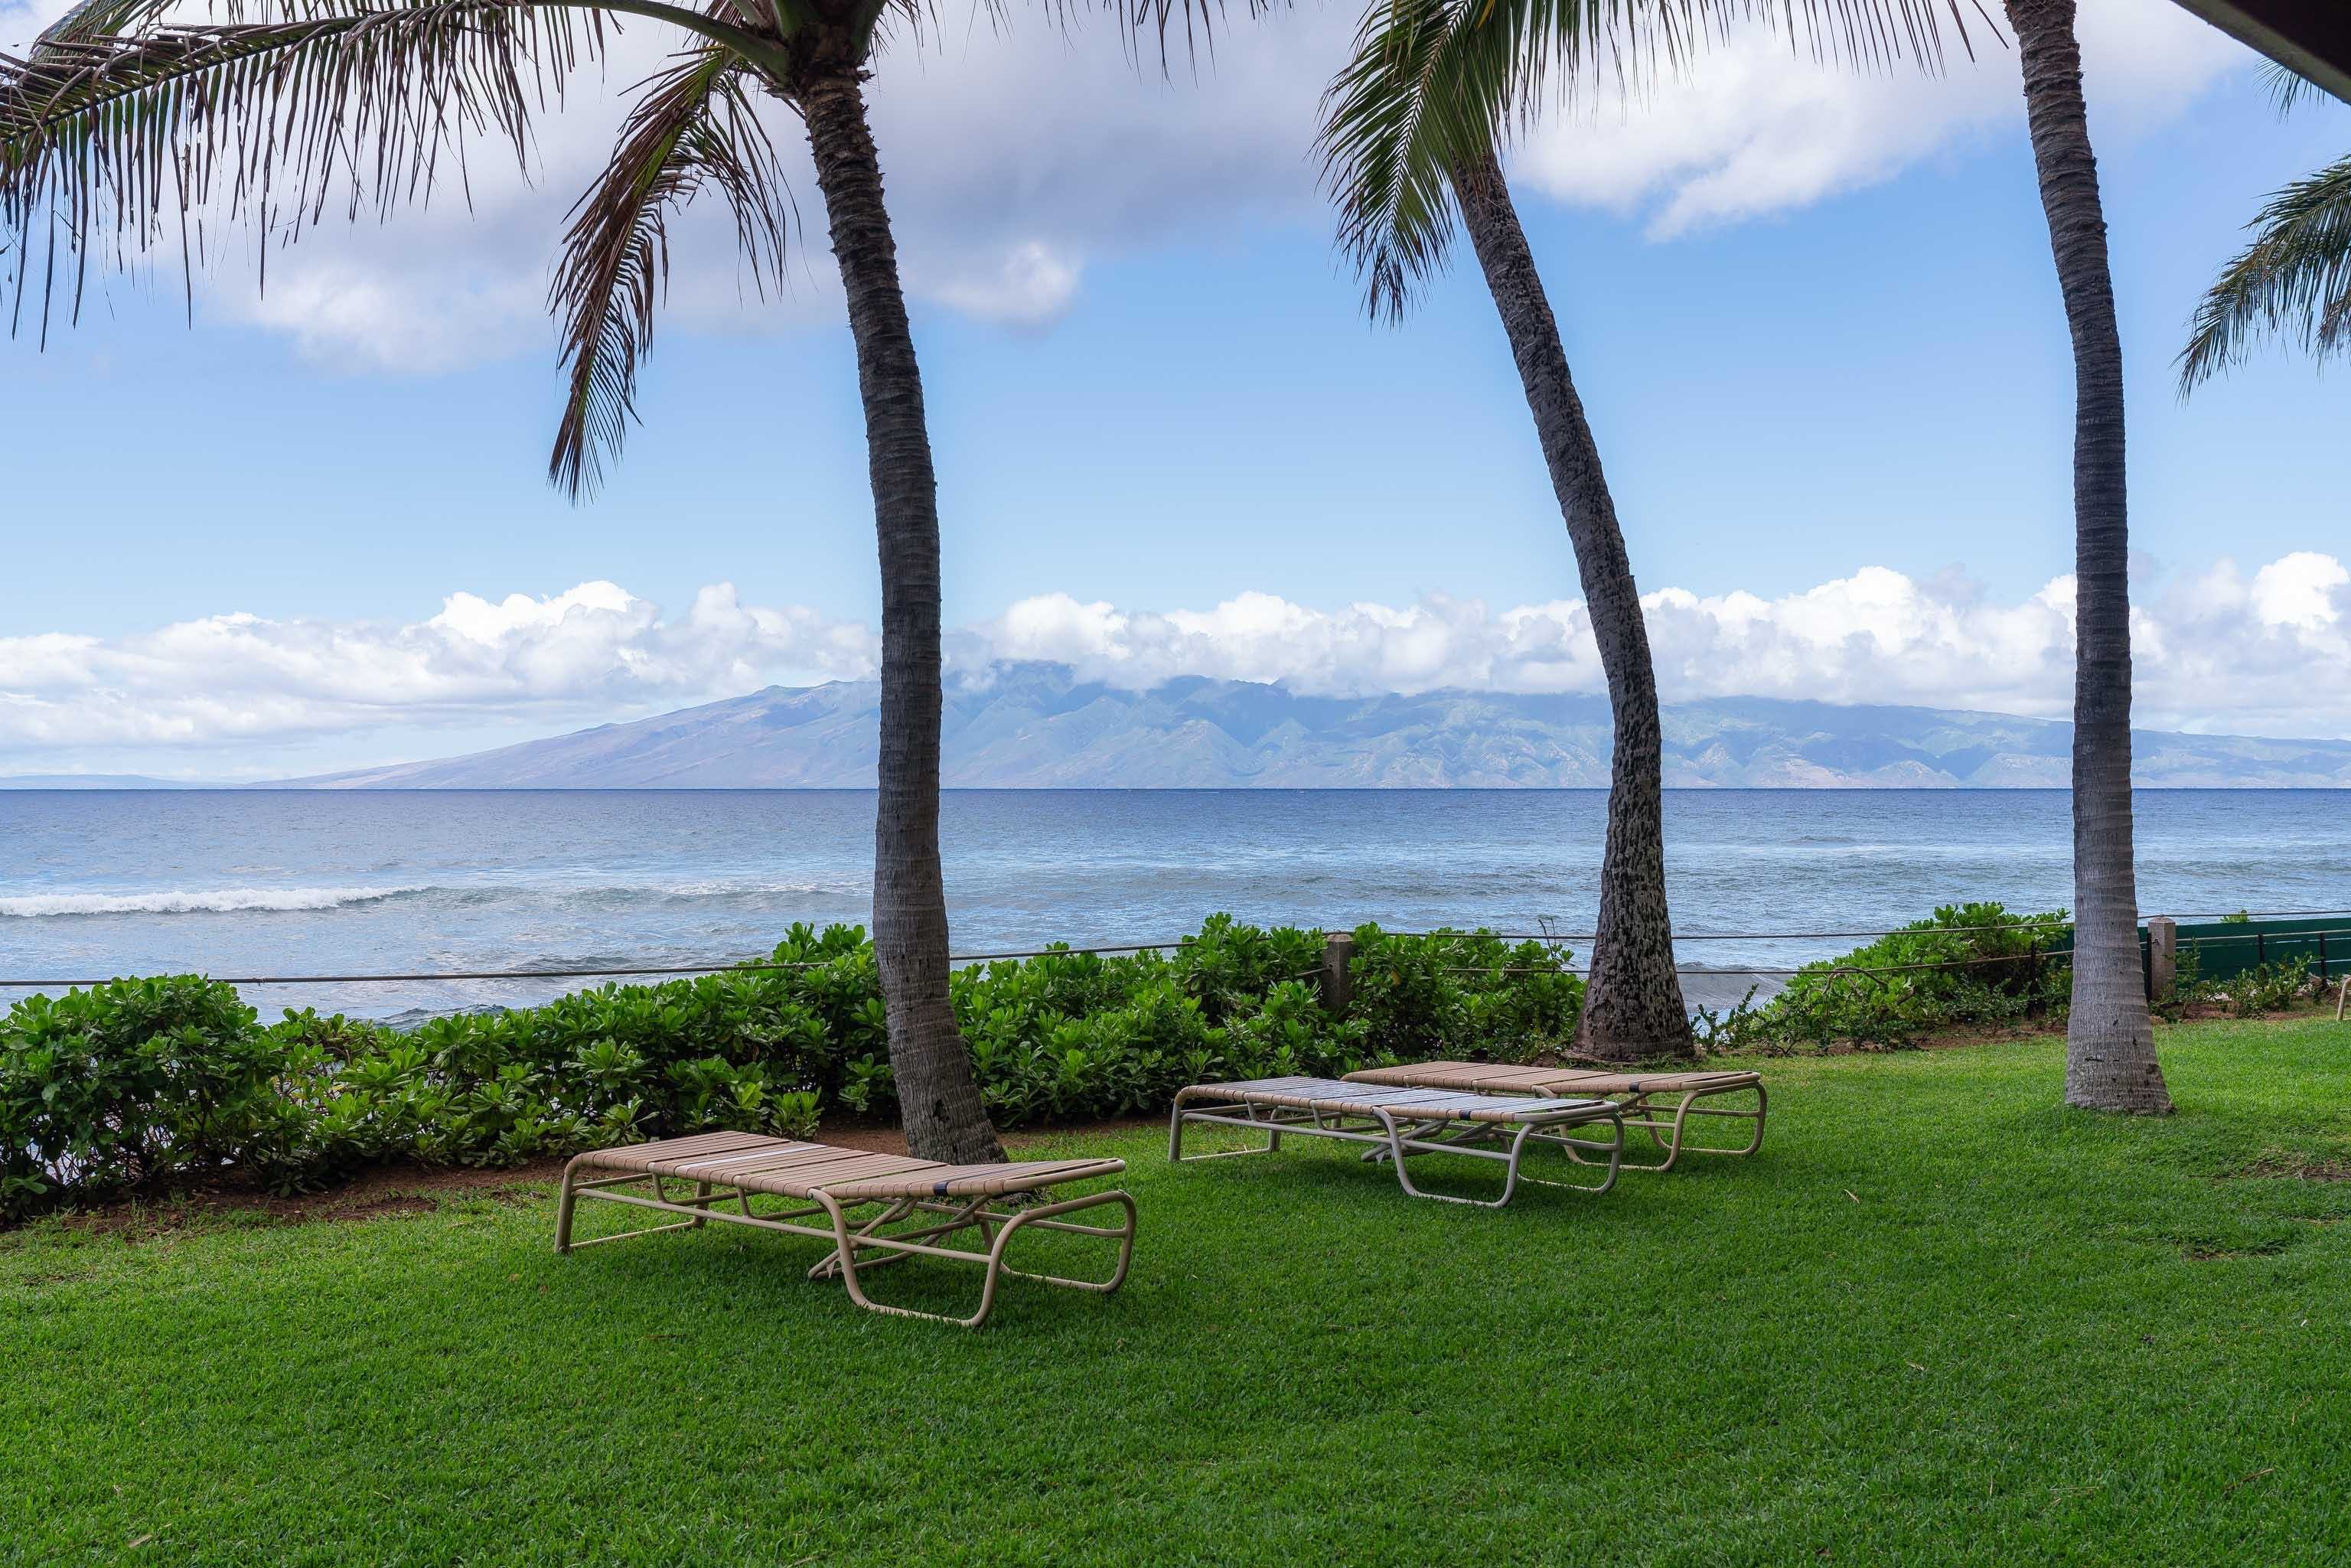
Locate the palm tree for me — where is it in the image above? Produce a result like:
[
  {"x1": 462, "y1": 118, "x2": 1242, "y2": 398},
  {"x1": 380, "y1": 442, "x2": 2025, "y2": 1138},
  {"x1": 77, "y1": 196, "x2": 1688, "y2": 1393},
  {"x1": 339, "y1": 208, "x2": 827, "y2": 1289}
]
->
[
  {"x1": 2, "y1": 0, "x2": 1187, "y2": 1159},
  {"x1": 1313, "y1": 0, "x2": 1968, "y2": 1061},
  {"x1": 2179, "y1": 65, "x2": 2351, "y2": 391},
  {"x1": 2001, "y1": 0, "x2": 2169, "y2": 1112}
]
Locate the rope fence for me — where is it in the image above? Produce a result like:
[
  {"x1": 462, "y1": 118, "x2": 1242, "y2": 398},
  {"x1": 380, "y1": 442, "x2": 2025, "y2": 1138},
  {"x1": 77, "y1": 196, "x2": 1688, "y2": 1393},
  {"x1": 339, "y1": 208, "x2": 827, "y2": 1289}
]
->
[
  {"x1": 1444, "y1": 950, "x2": 2081, "y2": 980},
  {"x1": 0, "y1": 939, "x2": 1192, "y2": 992},
  {"x1": 3, "y1": 911, "x2": 2343, "y2": 994},
  {"x1": 1391, "y1": 908, "x2": 2351, "y2": 944}
]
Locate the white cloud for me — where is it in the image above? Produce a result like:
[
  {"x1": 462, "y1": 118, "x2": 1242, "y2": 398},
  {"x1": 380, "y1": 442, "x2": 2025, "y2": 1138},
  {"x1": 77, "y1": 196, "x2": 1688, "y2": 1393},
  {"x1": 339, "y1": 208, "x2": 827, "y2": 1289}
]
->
[
  {"x1": 921, "y1": 240, "x2": 1085, "y2": 329},
  {"x1": 4, "y1": 0, "x2": 2257, "y2": 367},
  {"x1": 10, "y1": 552, "x2": 2345, "y2": 774},
  {"x1": 957, "y1": 552, "x2": 2349, "y2": 738},
  {"x1": 0, "y1": 582, "x2": 879, "y2": 753},
  {"x1": 1515, "y1": 0, "x2": 2241, "y2": 236},
  {"x1": 2249, "y1": 551, "x2": 2351, "y2": 631}
]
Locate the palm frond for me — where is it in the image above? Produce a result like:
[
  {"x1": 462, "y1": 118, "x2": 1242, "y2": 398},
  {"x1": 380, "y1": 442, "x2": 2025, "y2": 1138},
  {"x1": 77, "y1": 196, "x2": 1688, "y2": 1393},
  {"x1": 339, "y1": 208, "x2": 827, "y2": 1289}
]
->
[
  {"x1": 1, "y1": 0, "x2": 608, "y2": 337},
  {"x1": 2259, "y1": 58, "x2": 2327, "y2": 119},
  {"x1": 1314, "y1": 0, "x2": 1991, "y2": 320},
  {"x1": 547, "y1": 45, "x2": 792, "y2": 498},
  {"x1": 34, "y1": 0, "x2": 184, "y2": 46},
  {"x1": 1317, "y1": 0, "x2": 1474, "y2": 321},
  {"x1": 2178, "y1": 152, "x2": 2351, "y2": 391},
  {"x1": 0, "y1": 0, "x2": 794, "y2": 337}
]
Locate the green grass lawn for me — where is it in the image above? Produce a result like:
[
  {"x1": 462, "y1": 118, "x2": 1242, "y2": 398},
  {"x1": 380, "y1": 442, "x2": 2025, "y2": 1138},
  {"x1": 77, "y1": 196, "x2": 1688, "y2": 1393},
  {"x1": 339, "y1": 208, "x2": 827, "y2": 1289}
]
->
[{"x1": 6, "y1": 1017, "x2": 2349, "y2": 1566}]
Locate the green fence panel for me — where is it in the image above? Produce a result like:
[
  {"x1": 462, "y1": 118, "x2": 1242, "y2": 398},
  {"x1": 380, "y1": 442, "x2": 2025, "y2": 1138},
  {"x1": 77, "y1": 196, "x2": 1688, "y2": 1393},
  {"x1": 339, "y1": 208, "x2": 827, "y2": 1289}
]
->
[{"x1": 2165, "y1": 917, "x2": 2349, "y2": 985}]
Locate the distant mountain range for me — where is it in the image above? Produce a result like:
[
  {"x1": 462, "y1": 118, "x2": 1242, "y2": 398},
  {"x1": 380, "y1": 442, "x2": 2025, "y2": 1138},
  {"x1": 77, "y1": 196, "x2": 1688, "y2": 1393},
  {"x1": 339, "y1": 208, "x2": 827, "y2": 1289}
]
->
[
  {"x1": 253, "y1": 665, "x2": 2351, "y2": 789},
  {"x1": 0, "y1": 773, "x2": 213, "y2": 789}
]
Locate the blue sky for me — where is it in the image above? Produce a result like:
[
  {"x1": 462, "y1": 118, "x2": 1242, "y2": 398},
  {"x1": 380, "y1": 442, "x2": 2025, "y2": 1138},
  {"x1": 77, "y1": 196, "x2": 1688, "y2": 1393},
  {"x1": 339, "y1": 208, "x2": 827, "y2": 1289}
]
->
[{"x1": 3, "y1": 0, "x2": 2348, "y2": 774}]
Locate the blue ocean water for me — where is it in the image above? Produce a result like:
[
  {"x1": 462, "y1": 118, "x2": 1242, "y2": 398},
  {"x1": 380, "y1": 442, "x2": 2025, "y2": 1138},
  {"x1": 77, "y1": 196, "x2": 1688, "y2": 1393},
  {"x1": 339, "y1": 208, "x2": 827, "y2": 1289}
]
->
[{"x1": 1, "y1": 789, "x2": 2344, "y2": 1019}]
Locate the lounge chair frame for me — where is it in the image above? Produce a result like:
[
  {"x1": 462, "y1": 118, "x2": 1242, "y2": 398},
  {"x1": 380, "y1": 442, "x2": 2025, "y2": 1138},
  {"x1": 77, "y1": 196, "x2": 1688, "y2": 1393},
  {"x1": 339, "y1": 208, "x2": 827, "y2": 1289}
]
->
[
  {"x1": 556, "y1": 1134, "x2": 1136, "y2": 1328},
  {"x1": 1343, "y1": 1062, "x2": 1766, "y2": 1174},
  {"x1": 1169, "y1": 1077, "x2": 1623, "y2": 1206}
]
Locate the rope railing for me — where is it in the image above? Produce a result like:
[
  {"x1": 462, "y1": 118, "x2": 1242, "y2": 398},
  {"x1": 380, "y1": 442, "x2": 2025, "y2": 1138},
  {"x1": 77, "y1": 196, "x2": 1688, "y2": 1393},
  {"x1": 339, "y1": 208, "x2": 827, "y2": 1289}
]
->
[
  {"x1": 3, "y1": 910, "x2": 2340, "y2": 993},
  {"x1": 1443, "y1": 949, "x2": 2078, "y2": 980},
  {"x1": 0, "y1": 943, "x2": 2080, "y2": 991},
  {"x1": 0, "y1": 937, "x2": 1194, "y2": 991},
  {"x1": 1393, "y1": 908, "x2": 2351, "y2": 944}
]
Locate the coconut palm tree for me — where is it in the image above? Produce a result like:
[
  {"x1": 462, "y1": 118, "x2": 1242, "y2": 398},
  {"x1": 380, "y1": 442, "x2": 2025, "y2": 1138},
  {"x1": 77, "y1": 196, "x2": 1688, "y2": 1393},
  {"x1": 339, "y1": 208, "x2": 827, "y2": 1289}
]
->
[
  {"x1": 2, "y1": 0, "x2": 1193, "y2": 1159},
  {"x1": 2179, "y1": 64, "x2": 2351, "y2": 390},
  {"x1": 1313, "y1": 0, "x2": 1970, "y2": 1061},
  {"x1": 2000, "y1": 0, "x2": 2168, "y2": 1112}
]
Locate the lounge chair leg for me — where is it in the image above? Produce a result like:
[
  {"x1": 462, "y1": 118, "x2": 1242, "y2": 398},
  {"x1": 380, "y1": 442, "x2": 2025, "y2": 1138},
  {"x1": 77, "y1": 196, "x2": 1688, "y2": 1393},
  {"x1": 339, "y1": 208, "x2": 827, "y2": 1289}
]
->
[
  {"x1": 1644, "y1": 1084, "x2": 1769, "y2": 1170},
  {"x1": 975, "y1": 1192, "x2": 1138, "y2": 1327},
  {"x1": 815, "y1": 1190, "x2": 1136, "y2": 1330},
  {"x1": 1655, "y1": 1094, "x2": 1691, "y2": 1174},
  {"x1": 1378, "y1": 1110, "x2": 1534, "y2": 1208},
  {"x1": 690, "y1": 1180, "x2": 712, "y2": 1227},
  {"x1": 1555, "y1": 1084, "x2": 1767, "y2": 1173},
  {"x1": 1511, "y1": 1113, "x2": 1625, "y2": 1196},
  {"x1": 555, "y1": 1156, "x2": 583, "y2": 1253},
  {"x1": 807, "y1": 1201, "x2": 952, "y2": 1280},
  {"x1": 1169, "y1": 1090, "x2": 1280, "y2": 1162}
]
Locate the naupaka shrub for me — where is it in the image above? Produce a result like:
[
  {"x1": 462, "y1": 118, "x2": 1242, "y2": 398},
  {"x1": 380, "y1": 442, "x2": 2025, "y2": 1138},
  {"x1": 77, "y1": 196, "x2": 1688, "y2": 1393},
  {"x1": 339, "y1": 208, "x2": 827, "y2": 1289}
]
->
[{"x1": 0, "y1": 916, "x2": 1581, "y2": 1220}]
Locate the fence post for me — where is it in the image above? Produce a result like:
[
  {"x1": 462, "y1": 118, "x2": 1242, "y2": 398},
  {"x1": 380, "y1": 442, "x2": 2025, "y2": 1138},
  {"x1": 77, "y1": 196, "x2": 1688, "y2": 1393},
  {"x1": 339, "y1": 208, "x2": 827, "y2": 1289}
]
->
[
  {"x1": 1320, "y1": 932, "x2": 1355, "y2": 1015},
  {"x1": 2147, "y1": 917, "x2": 2177, "y2": 1002}
]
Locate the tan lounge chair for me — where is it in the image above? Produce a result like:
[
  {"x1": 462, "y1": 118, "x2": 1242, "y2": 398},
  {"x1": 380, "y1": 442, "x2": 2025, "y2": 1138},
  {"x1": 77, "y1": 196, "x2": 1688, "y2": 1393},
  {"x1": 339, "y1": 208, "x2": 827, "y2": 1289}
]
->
[
  {"x1": 555, "y1": 1131, "x2": 1136, "y2": 1328},
  {"x1": 1169, "y1": 1075, "x2": 1623, "y2": 1206},
  {"x1": 1343, "y1": 1061, "x2": 1766, "y2": 1173}
]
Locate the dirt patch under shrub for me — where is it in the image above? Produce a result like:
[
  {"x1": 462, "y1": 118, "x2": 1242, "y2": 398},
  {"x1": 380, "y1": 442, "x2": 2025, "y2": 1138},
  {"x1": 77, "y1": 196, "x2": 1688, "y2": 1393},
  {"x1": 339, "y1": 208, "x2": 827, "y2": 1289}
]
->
[{"x1": 24, "y1": 1115, "x2": 1164, "y2": 1238}]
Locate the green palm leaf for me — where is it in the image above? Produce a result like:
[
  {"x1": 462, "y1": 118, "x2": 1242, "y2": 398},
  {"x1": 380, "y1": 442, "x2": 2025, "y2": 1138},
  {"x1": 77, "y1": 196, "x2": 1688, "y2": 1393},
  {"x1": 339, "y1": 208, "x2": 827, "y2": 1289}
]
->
[
  {"x1": 3, "y1": 1, "x2": 596, "y2": 337},
  {"x1": 0, "y1": 0, "x2": 799, "y2": 334},
  {"x1": 2178, "y1": 152, "x2": 2351, "y2": 390},
  {"x1": 547, "y1": 46, "x2": 794, "y2": 498},
  {"x1": 1314, "y1": 0, "x2": 1987, "y2": 320},
  {"x1": 2259, "y1": 58, "x2": 2330, "y2": 119}
]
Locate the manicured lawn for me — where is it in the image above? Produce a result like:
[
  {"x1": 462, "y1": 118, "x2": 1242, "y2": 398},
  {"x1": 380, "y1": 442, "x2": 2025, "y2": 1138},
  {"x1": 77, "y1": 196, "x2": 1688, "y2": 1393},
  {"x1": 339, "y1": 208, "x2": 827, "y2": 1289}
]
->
[{"x1": 5, "y1": 1017, "x2": 2349, "y2": 1566}]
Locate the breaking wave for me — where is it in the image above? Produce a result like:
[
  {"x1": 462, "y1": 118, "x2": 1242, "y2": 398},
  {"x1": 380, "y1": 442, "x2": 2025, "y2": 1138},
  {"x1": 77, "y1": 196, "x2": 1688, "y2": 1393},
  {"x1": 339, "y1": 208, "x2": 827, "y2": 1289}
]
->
[{"x1": 0, "y1": 885, "x2": 428, "y2": 918}]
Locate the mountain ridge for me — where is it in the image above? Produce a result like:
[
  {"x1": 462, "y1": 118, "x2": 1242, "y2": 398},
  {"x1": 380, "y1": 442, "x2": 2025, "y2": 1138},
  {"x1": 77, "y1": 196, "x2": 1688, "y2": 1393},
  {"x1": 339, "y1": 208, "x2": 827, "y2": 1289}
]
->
[
  {"x1": 259, "y1": 665, "x2": 2351, "y2": 789},
  {"x1": 0, "y1": 774, "x2": 217, "y2": 789}
]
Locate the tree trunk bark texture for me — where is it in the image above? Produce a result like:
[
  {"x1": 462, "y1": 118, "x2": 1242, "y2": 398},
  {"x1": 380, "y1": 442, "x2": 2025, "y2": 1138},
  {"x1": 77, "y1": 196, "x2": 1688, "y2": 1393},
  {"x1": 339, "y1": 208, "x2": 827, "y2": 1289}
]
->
[
  {"x1": 800, "y1": 66, "x2": 1006, "y2": 1160},
  {"x1": 2005, "y1": 0, "x2": 2171, "y2": 1113},
  {"x1": 1452, "y1": 152, "x2": 1692, "y2": 1063}
]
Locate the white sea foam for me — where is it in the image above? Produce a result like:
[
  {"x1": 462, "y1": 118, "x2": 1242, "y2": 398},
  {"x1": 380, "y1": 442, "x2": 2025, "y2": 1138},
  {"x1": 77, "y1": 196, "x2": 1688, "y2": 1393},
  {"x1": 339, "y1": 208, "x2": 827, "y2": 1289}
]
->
[
  {"x1": 0, "y1": 886, "x2": 426, "y2": 918},
  {"x1": 650, "y1": 878, "x2": 861, "y2": 898}
]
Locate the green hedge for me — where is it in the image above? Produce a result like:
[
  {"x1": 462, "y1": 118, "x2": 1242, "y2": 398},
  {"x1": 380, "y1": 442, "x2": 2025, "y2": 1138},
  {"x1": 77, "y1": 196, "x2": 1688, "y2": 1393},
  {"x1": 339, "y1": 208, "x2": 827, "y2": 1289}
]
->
[
  {"x1": 0, "y1": 916, "x2": 1583, "y2": 1221},
  {"x1": 1705, "y1": 902, "x2": 2073, "y2": 1051},
  {"x1": 2, "y1": 903, "x2": 2131, "y2": 1221}
]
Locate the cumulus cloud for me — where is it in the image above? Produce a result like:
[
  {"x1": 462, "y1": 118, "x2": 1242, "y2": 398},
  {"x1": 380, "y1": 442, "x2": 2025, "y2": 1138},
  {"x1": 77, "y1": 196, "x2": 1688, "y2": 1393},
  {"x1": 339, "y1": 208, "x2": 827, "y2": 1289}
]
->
[
  {"x1": 8, "y1": 553, "x2": 2347, "y2": 773},
  {"x1": 2, "y1": 0, "x2": 2254, "y2": 367},
  {"x1": 957, "y1": 554, "x2": 2351, "y2": 738},
  {"x1": 1514, "y1": 0, "x2": 2239, "y2": 236},
  {"x1": 0, "y1": 582, "x2": 879, "y2": 752}
]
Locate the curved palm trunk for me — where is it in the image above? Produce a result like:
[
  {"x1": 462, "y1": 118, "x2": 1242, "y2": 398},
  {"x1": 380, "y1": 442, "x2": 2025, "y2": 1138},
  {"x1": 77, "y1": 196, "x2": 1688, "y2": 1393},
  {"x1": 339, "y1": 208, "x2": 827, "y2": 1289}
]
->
[
  {"x1": 2006, "y1": 0, "x2": 2171, "y2": 1113},
  {"x1": 1452, "y1": 152, "x2": 1691, "y2": 1063},
  {"x1": 800, "y1": 67, "x2": 1005, "y2": 1161}
]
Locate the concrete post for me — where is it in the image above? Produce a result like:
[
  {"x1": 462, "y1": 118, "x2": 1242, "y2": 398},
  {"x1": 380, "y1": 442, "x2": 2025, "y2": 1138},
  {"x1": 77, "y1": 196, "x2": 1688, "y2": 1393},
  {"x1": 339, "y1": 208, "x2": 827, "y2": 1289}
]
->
[
  {"x1": 2147, "y1": 916, "x2": 2178, "y2": 1001},
  {"x1": 1320, "y1": 932, "x2": 1355, "y2": 1015}
]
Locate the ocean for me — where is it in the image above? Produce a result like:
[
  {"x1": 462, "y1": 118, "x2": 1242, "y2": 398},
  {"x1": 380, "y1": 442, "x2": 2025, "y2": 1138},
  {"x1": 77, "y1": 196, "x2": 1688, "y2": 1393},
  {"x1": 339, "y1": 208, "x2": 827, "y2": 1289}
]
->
[{"x1": 2, "y1": 789, "x2": 2344, "y2": 1019}]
